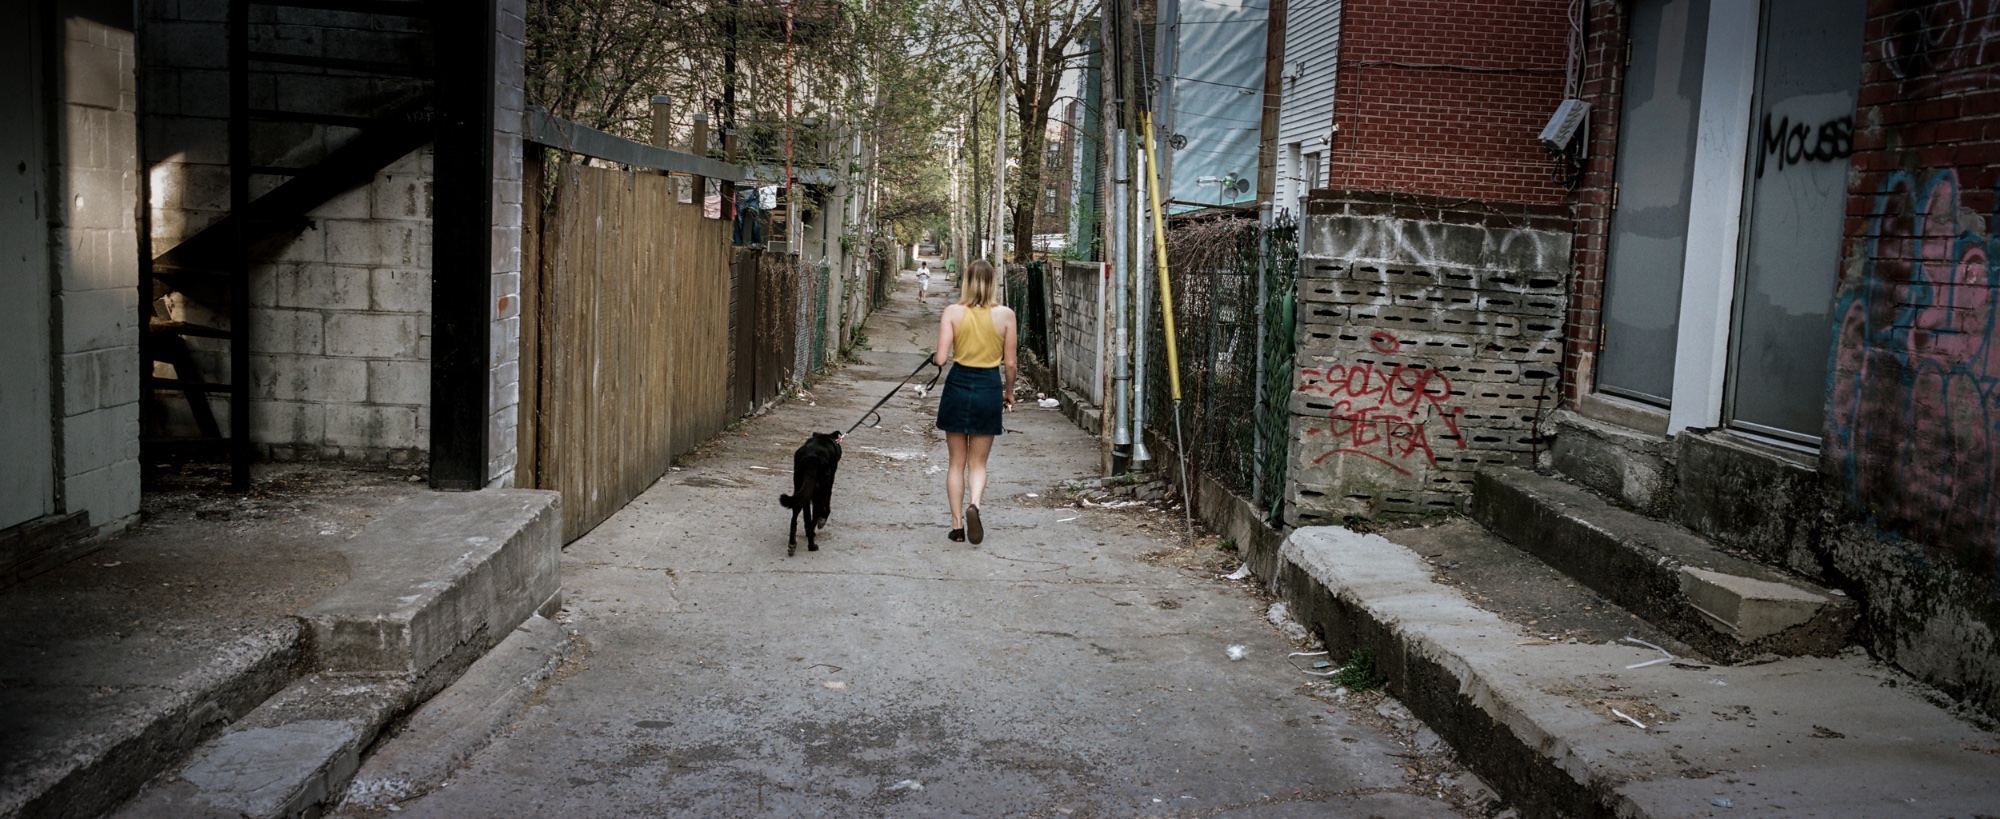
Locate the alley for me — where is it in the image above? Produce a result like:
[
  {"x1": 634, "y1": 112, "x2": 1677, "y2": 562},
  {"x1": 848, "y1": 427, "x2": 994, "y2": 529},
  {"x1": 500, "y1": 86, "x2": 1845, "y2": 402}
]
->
[{"x1": 359, "y1": 273, "x2": 1472, "y2": 818}]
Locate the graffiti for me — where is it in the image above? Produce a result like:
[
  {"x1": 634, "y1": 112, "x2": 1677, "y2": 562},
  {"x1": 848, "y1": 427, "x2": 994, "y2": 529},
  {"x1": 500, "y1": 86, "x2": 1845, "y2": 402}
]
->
[
  {"x1": 1299, "y1": 331, "x2": 1467, "y2": 476},
  {"x1": 1828, "y1": 168, "x2": 2000, "y2": 566},
  {"x1": 1755, "y1": 113, "x2": 1853, "y2": 179},
  {"x1": 1884, "y1": 0, "x2": 2000, "y2": 93}
]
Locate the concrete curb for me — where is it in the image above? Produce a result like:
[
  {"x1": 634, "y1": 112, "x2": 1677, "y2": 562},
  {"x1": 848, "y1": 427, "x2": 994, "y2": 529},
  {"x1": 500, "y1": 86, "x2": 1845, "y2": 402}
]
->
[
  {"x1": 1278, "y1": 525, "x2": 2000, "y2": 818},
  {"x1": 339, "y1": 613, "x2": 574, "y2": 812}
]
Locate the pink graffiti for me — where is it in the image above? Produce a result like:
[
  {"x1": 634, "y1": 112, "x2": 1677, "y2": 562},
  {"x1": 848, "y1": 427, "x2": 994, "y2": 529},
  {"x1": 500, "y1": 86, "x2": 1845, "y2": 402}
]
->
[
  {"x1": 1299, "y1": 332, "x2": 1467, "y2": 476},
  {"x1": 1829, "y1": 168, "x2": 2000, "y2": 558}
]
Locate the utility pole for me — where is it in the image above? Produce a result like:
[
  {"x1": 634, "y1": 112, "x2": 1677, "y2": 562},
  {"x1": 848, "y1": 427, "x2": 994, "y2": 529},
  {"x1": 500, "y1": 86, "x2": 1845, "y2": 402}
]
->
[{"x1": 1256, "y1": 0, "x2": 1287, "y2": 207}]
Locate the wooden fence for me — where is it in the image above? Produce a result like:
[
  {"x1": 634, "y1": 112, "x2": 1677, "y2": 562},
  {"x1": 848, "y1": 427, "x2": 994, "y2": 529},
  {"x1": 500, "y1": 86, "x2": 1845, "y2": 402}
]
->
[{"x1": 521, "y1": 156, "x2": 736, "y2": 541}]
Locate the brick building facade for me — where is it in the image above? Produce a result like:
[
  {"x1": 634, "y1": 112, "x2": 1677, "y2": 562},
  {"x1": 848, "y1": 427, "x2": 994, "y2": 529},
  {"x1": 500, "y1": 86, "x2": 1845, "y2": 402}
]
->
[
  {"x1": 1558, "y1": 0, "x2": 2000, "y2": 717},
  {"x1": 1325, "y1": 0, "x2": 1573, "y2": 204}
]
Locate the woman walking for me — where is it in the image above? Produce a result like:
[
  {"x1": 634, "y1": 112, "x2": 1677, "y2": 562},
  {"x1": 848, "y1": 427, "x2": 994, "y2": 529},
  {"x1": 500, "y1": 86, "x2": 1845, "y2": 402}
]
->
[{"x1": 931, "y1": 259, "x2": 1017, "y2": 543}]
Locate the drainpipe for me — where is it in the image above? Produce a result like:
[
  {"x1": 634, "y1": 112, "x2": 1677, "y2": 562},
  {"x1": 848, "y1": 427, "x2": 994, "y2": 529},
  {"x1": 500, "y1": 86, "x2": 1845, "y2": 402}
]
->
[
  {"x1": 1110, "y1": 120, "x2": 1132, "y2": 468},
  {"x1": 1253, "y1": 199, "x2": 1273, "y2": 505},
  {"x1": 1130, "y1": 148, "x2": 1151, "y2": 464}
]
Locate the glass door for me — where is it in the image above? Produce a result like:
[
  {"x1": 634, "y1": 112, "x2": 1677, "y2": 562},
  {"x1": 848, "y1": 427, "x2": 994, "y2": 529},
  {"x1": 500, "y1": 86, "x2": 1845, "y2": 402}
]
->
[
  {"x1": 1598, "y1": 0, "x2": 1711, "y2": 405},
  {"x1": 1723, "y1": 0, "x2": 1866, "y2": 444}
]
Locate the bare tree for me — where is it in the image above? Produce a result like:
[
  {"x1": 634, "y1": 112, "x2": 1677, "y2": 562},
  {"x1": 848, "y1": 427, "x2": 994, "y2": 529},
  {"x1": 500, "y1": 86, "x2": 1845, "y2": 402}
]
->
[{"x1": 959, "y1": 0, "x2": 1099, "y2": 263}]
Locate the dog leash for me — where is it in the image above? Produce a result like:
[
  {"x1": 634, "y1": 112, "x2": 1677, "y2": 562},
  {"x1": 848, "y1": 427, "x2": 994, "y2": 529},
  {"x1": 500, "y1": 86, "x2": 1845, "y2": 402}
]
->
[{"x1": 846, "y1": 357, "x2": 945, "y2": 436}]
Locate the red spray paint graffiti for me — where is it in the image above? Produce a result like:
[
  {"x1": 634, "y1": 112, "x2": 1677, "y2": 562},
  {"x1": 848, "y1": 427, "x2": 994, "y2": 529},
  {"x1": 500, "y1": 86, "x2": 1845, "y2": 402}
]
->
[{"x1": 1298, "y1": 332, "x2": 1468, "y2": 476}]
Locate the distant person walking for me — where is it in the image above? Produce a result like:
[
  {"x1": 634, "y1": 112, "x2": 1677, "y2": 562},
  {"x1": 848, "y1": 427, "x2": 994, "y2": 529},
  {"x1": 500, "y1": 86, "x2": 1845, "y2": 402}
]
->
[
  {"x1": 931, "y1": 259, "x2": 1016, "y2": 544},
  {"x1": 916, "y1": 263, "x2": 930, "y2": 303}
]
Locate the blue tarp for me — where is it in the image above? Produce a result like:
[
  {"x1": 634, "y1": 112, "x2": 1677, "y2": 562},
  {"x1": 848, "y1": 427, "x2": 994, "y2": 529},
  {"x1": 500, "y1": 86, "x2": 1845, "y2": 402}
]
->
[{"x1": 1165, "y1": 0, "x2": 1267, "y2": 212}]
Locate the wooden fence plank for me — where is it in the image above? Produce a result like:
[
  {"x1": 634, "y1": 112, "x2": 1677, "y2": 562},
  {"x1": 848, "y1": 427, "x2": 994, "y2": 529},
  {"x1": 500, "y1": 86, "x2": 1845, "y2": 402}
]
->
[{"x1": 529, "y1": 160, "x2": 739, "y2": 542}]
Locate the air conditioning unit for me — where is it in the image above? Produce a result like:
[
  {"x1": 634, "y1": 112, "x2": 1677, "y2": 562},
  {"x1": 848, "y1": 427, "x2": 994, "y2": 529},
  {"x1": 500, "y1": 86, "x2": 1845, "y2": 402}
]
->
[{"x1": 1539, "y1": 98, "x2": 1591, "y2": 152}]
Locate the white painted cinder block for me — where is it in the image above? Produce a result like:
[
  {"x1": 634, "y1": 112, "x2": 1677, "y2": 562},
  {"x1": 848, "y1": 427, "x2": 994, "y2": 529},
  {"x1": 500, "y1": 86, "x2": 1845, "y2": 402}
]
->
[
  {"x1": 61, "y1": 351, "x2": 102, "y2": 417},
  {"x1": 324, "y1": 313, "x2": 419, "y2": 359},
  {"x1": 273, "y1": 262, "x2": 371, "y2": 311},
  {"x1": 369, "y1": 267, "x2": 431, "y2": 313},
  {"x1": 66, "y1": 459, "x2": 140, "y2": 529},
  {"x1": 367, "y1": 359, "x2": 429, "y2": 407},
  {"x1": 95, "y1": 346, "x2": 139, "y2": 409},
  {"x1": 252, "y1": 308, "x2": 326, "y2": 356},
  {"x1": 62, "y1": 404, "x2": 139, "y2": 476},
  {"x1": 58, "y1": 288, "x2": 137, "y2": 353},
  {"x1": 252, "y1": 400, "x2": 327, "y2": 443},
  {"x1": 324, "y1": 403, "x2": 420, "y2": 449},
  {"x1": 271, "y1": 222, "x2": 328, "y2": 264}
]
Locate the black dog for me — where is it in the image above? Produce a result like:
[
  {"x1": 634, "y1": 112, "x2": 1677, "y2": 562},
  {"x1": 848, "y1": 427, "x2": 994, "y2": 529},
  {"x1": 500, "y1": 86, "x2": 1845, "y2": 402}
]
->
[{"x1": 778, "y1": 431, "x2": 842, "y2": 556}]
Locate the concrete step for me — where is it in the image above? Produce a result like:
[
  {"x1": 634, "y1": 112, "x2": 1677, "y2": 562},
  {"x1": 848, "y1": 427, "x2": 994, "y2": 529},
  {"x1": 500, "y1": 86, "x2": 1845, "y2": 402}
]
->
[
  {"x1": 111, "y1": 672, "x2": 415, "y2": 819},
  {"x1": 0, "y1": 623, "x2": 303, "y2": 819},
  {"x1": 105, "y1": 489, "x2": 564, "y2": 819},
  {"x1": 1471, "y1": 467, "x2": 1855, "y2": 661},
  {"x1": 337, "y1": 613, "x2": 573, "y2": 812},
  {"x1": 1280, "y1": 524, "x2": 2000, "y2": 818},
  {"x1": 302, "y1": 489, "x2": 562, "y2": 682}
]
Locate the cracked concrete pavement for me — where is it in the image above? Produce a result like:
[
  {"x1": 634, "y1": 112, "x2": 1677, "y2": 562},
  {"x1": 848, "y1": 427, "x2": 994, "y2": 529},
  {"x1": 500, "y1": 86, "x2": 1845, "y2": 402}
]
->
[{"x1": 353, "y1": 270, "x2": 1474, "y2": 818}]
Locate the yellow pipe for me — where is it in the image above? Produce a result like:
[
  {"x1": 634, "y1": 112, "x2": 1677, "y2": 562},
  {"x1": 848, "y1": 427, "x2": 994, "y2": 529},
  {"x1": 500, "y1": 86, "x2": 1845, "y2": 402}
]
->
[{"x1": 1139, "y1": 111, "x2": 1182, "y2": 402}]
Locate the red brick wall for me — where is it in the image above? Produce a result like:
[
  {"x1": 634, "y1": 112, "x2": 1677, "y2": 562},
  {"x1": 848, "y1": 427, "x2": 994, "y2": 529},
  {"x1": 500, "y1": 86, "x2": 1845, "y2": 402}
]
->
[
  {"x1": 1329, "y1": 0, "x2": 1574, "y2": 205},
  {"x1": 1828, "y1": 0, "x2": 2000, "y2": 558},
  {"x1": 1560, "y1": 0, "x2": 1626, "y2": 406}
]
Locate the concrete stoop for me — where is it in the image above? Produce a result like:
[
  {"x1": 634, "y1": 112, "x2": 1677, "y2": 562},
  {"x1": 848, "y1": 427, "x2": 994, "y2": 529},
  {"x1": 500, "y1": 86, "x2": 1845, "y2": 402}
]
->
[
  {"x1": 1471, "y1": 467, "x2": 1855, "y2": 662},
  {"x1": 1280, "y1": 526, "x2": 2000, "y2": 818},
  {"x1": 104, "y1": 490, "x2": 562, "y2": 819},
  {"x1": 0, "y1": 624, "x2": 304, "y2": 819}
]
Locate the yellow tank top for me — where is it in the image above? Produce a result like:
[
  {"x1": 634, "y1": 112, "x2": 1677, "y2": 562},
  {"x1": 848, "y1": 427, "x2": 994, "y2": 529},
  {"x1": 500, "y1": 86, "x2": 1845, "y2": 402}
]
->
[{"x1": 953, "y1": 305, "x2": 1004, "y2": 368}]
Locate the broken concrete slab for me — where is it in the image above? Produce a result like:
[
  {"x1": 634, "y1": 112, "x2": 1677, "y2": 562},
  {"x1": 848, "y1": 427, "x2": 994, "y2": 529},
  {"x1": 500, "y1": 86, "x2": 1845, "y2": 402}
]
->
[
  {"x1": 302, "y1": 489, "x2": 561, "y2": 681},
  {"x1": 1280, "y1": 525, "x2": 2000, "y2": 819},
  {"x1": 1472, "y1": 467, "x2": 1855, "y2": 660},
  {"x1": 1679, "y1": 566, "x2": 1830, "y2": 642},
  {"x1": 339, "y1": 613, "x2": 572, "y2": 811}
]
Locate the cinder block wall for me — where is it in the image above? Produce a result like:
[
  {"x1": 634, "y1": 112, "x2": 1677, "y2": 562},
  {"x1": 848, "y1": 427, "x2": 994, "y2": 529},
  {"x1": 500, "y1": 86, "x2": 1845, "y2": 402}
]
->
[
  {"x1": 1056, "y1": 260, "x2": 1105, "y2": 405},
  {"x1": 56, "y1": 11, "x2": 145, "y2": 530},
  {"x1": 140, "y1": 0, "x2": 434, "y2": 463},
  {"x1": 1287, "y1": 192, "x2": 1568, "y2": 524}
]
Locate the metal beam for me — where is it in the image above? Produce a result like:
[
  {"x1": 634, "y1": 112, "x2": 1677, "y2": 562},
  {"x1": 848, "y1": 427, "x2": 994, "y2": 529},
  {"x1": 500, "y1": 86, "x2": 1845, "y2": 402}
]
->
[
  {"x1": 429, "y1": 0, "x2": 496, "y2": 490},
  {"x1": 524, "y1": 105, "x2": 747, "y2": 182}
]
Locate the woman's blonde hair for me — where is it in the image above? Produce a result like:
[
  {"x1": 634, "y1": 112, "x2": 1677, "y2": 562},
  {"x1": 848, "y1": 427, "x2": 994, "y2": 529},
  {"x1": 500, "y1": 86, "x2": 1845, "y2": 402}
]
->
[{"x1": 959, "y1": 259, "x2": 999, "y2": 307}]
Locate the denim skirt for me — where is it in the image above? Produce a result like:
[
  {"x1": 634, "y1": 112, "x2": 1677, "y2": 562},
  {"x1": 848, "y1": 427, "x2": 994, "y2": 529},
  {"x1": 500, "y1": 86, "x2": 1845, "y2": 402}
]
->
[{"x1": 936, "y1": 364, "x2": 1004, "y2": 435}]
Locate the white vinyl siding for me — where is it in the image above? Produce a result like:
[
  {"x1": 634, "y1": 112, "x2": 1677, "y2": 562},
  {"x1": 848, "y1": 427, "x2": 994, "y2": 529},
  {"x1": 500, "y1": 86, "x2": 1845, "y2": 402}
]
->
[{"x1": 1275, "y1": 0, "x2": 1340, "y2": 214}]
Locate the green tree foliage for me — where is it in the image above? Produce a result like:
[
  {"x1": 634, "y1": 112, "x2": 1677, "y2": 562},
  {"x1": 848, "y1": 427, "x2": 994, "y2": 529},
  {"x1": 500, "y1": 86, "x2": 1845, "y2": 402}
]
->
[{"x1": 526, "y1": 0, "x2": 964, "y2": 245}]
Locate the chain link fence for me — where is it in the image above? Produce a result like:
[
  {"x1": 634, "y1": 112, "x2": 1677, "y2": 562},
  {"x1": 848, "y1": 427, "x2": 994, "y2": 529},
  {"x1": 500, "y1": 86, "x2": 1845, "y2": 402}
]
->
[
  {"x1": 1142, "y1": 216, "x2": 1298, "y2": 522},
  {"x1": 1006, "y1": 262, "x2": 1051, "y2": 364}
]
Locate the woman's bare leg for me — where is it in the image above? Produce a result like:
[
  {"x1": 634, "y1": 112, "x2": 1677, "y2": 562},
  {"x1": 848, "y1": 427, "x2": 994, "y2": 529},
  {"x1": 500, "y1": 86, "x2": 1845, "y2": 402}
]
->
[
  {"x1": 945, "y1": 432, "x2": 968, "y2": 528},
  {"x1": 966, "y1": 433, "x2": 995, "y2": 509}
]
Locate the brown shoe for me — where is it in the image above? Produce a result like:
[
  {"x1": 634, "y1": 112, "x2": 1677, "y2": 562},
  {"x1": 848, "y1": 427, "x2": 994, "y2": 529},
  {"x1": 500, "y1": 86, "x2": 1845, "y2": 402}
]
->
[{"x1": 966, "y1": 505, "x2": 983, "y2": 545}]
